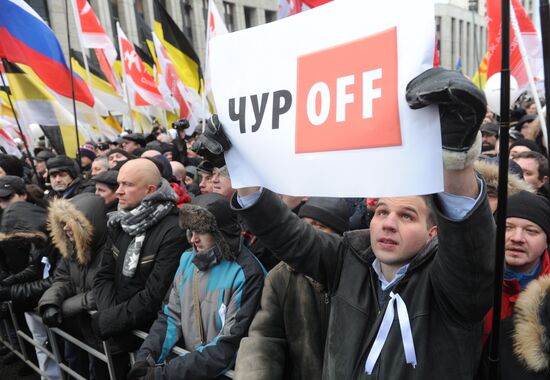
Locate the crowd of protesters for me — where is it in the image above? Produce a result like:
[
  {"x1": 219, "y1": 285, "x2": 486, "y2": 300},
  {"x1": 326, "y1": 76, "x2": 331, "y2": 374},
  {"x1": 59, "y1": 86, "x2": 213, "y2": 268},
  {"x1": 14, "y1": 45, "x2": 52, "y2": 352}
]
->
[{"x1": 0, "y1": 68, "x2": 548, "y2": 380}]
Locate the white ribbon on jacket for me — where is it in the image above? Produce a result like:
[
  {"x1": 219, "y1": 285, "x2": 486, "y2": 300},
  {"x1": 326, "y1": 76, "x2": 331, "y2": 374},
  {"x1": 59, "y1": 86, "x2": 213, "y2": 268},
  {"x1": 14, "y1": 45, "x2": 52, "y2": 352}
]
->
[
  {"x1": 365, "y1": 291, "x2": 417, "y2": 374},
  {"x1": 41, "y1": 257, "x2": 51, "y2": 280}
]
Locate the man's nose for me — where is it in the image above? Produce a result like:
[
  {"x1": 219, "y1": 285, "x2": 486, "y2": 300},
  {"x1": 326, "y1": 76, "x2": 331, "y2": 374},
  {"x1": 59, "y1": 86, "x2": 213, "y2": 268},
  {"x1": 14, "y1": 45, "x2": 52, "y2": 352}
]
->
[
  {"x1": 381, "y1": 213, "x2": 398, "y2": 231},
  {"x1": 509, "y1": 227, "x2": 525, "y2": 242}
]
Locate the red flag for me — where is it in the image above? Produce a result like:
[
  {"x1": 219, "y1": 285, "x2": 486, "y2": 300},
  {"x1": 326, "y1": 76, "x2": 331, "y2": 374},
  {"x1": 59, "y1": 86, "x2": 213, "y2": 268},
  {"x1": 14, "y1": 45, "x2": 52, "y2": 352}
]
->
[
  {"x1": 278, "y1": 0, "x2": 303, "y2": 19},
  {"x1": 94, "y1": 48, "x2": 119, "y2": 91},
  {"x1": 153, "y1": 33, "x2": 195, "y2": 120},
  {"x1": 486, "y1": 0, "x2": 539, "y2": 89},
  {"x1": 117, "y1": 24, "x2": 169, "y2": 109},
  {"x1": 302, "y1": 0, "x2": 331, "y2": 7},
  {"x1": 73, "y1": 0, "x2": 119, "y2": 91}
]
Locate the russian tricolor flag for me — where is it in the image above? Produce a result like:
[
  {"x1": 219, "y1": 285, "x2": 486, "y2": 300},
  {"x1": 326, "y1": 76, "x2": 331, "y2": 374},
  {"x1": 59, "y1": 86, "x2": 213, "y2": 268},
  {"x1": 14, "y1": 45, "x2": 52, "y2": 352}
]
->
[{"x1": 0, "y1": 0, "x2": 94, "y2": 107}]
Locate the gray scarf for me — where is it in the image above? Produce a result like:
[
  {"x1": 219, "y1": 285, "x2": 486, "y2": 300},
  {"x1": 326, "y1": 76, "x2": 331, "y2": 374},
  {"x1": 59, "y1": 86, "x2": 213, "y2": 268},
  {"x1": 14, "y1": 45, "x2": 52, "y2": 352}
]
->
[{"x1": 108, "y1": 178, "x2": 176, "y2": 277}]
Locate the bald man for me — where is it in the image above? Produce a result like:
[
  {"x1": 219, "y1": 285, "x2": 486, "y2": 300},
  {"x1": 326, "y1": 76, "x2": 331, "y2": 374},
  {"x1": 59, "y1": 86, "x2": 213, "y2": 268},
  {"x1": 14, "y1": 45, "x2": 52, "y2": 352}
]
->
[
  {"x1": 170, "y1": 161, "x2": 186, "y2": 184},
  {"x1": 93, "y1": 159, "x2": 188, "y2": 378}
]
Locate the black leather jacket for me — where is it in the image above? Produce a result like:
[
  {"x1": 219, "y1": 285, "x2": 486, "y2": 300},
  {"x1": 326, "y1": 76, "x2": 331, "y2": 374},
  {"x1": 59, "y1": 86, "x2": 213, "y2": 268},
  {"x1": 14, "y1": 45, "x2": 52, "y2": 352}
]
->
[{"x1": 233, "y1": 188, "x2": 495, "y2": 380}]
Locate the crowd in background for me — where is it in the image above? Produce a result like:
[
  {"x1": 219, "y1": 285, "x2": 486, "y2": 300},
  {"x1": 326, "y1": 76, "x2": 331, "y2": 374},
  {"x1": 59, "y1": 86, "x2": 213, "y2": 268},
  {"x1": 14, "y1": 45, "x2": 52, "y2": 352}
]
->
[{"x1": 0, "y1": 79, "x2": 548, "y2": 380}]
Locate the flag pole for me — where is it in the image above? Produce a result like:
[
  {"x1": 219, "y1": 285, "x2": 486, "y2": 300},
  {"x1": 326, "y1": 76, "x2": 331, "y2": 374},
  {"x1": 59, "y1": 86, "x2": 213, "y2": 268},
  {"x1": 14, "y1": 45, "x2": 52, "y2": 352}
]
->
[
  {"x1": 510, "y1": 3, "x2": 548, "y2": 147},
  {"x1": 69, "y1": 0, "x2": 104, "y2": 142},
  {"x1": 539, "y1": 0, "x2": 550, "y2": 158},
  {"x1": 64, "y1": 0, "x2": 82, "y2": 170},
  {"x1": 488, "y1": 0, "x2": 511, "y2": 378},
  {"x1": 0, "y1": 59, "x2": 39, "y2": 181}
]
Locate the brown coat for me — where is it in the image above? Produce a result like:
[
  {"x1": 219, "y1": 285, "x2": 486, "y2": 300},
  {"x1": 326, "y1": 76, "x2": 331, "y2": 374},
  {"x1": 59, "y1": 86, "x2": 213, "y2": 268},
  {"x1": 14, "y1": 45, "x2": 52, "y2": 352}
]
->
[{"x1": 235, "y1": 262, "x2": 329, "y2": 380}]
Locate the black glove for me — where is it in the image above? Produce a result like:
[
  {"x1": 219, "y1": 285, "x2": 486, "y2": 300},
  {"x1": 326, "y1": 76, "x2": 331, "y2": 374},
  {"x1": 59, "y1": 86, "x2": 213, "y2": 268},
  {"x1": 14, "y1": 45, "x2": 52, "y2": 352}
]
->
[
  {"x1": 0, "y1": 287, "x2": 11, "y2": 301},
  {"x1": 127, "y1": 360, "x2": 155, "y2": 380},
  {"x1": 406, "y1": 67, "x2": 487, "y2": 152},
  {"x1": 191, "y1": 115, "x2": 231, "y2": 166},
  {"x1": 41, "y1": 306, "x2": 62, "y2": 327}
]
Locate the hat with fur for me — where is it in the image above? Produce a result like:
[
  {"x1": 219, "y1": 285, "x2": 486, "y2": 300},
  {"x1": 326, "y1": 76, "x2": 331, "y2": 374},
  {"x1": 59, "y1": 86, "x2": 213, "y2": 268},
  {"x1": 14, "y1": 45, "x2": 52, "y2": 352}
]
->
[
  {"x1": 179, "y1": 192, "x2": 239, "y2": 260},
  {"x1": 474, "y1": 159, "x2": 535, "y2": 195},
  {"x1": 513, "y1": 274, "x2": 550, "y2": 372},
  {"x1": 48, "y1": 193, "x2": 106, "y2": 266}
]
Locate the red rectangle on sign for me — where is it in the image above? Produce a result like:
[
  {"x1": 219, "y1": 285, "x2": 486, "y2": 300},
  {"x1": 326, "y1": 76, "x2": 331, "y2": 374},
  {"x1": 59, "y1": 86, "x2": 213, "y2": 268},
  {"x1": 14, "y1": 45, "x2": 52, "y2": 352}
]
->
[{"x1": 295, "y1": 27, "x2": 401, "y2": 153}]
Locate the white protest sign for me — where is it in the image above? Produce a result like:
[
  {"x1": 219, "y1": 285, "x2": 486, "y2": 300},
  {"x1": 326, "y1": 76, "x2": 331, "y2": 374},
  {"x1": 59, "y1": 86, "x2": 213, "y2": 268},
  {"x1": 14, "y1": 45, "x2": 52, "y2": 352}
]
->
[{"x1": 210, "y1": 0, "x2": 442, "y2": 197}]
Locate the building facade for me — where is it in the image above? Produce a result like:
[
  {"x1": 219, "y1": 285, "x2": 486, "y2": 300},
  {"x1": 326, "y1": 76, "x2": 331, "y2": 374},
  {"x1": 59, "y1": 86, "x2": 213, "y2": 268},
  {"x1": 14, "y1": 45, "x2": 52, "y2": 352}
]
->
[
  {"x1": 435, "y1": 0, "x2": 488, "y2": 77},
  {"x1": 29, "y1": 0, "x2": 278, "y2": 66}
]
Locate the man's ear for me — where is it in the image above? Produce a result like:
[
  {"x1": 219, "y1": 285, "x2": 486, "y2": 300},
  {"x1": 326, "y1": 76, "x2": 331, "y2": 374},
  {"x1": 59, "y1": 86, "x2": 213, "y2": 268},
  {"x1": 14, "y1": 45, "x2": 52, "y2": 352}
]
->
[
  {"x1": 542, "y1": 175, "x2": 549, "y2": 186},
  {"x1": 146, "y1": 184, "x2": 158, "y2": 194},
  {"x1": 428, "y1": 225, "x2": 438, "y2": 240}
]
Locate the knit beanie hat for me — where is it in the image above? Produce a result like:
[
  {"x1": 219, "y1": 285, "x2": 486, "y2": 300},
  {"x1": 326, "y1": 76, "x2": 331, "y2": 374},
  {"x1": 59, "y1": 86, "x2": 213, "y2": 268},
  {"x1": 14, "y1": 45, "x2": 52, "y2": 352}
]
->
[
  {"x1": 298, "y1": 197, "x2": 350, "y2": 235},
  {"x1": 0, "y1": 154, "x2": 24, "y2": 177},
  {"x1": 507, "y1": 191, "x2": 550, "y2": 240},
  {"x1": 79, "y1": 142, "x2": 96, "y2": 161},
  {"x1": 47, "y1": 155, "x2": 79, "y2": 179}
]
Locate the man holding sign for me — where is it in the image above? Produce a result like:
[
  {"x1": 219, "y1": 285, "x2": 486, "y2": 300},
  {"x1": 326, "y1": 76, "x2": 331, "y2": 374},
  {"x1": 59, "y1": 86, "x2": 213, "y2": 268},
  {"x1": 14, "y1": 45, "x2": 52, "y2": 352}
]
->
[{"x1": 194, "y1": 67, "x2": 495, "y2": 379}]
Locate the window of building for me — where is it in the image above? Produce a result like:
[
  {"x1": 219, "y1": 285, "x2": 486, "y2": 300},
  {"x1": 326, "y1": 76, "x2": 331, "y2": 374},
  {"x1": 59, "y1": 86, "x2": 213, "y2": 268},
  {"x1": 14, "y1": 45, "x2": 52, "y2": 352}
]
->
[
  {"x1": 435, "y1": 16, "x2": 441, "y2": 60},
  {"x1": 466, "y1": 22, "x2": 471, "y2": 73},
  {"x1": 451, "y1": 17, "x2": 456, "y2": 66},
  {"x1": 459, "y1": 19, "x2": 463, "y2": 64},
  {"x1": 25, "y1": 0, "x2": 50, "y2": 25},
  {"x1": 136, "y1": 0, "x2": 146, "y2": 20},
  {"x1": 265, "y1": 10, "x2": 277, "y2": 23},
  {"x1": 223, "y1": 2, "x2": 235, "y2": 32},
  {"x1": 202, "y1": 0, "x2": 209, "y2": 27},
  {"x1": 109, "y1": 0, "x2": 119, "y2": 37},
  {"x1": 179, "y1": 0, "x2": 193, "y2": 41},
  {"x1": 244, "y1": 6, "x2": 256, "y2": 28}
]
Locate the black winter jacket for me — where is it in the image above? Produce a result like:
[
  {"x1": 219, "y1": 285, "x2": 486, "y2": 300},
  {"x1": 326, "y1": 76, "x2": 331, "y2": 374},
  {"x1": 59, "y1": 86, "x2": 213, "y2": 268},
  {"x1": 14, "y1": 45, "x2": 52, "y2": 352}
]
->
[
  {"x1": 0, "y1": 202, "x2": 59, "y2": 310},
  {"x1": 233, "y1": 189, "x2": 495, "y2": 380},
  {"x1": 93, "y1": 205, "x2": 188, "y2": 344}
]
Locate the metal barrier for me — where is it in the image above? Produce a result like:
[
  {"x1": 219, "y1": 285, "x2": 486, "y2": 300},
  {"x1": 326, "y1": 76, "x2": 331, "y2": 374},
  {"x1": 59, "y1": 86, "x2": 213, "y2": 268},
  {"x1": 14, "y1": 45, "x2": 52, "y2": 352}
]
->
[{"x1": 0, "y1": 302, "x2": 235, "y2": 379}]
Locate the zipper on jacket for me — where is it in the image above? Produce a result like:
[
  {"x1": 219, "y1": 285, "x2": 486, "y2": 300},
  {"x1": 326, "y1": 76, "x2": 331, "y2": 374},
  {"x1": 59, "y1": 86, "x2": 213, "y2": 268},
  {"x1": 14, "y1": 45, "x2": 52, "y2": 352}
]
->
[{"x1": 320, "y1": 290, "x2": 330, "y2": 353}]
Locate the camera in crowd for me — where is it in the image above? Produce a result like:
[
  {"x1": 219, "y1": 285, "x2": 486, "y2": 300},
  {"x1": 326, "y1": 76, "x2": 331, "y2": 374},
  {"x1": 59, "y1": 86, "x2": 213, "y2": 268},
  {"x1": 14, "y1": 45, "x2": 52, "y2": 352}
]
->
[{"x1": 172, "y1": 119, "x2": 190, "y2": 130}]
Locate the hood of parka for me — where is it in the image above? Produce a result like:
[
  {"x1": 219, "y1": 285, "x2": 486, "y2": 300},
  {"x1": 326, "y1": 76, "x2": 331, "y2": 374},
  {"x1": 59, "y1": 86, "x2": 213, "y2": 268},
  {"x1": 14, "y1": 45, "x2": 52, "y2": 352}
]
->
[
  {"x1": 0, "y1": 201, "x2": 48, "y2": 244},
  {"x1": 48, "y1": 193, "x2": 106, "y2": 266}
]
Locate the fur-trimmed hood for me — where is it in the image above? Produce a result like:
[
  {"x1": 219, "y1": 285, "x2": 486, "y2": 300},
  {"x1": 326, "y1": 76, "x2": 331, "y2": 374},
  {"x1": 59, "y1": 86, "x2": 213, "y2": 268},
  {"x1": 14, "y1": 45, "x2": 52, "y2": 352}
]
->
[
  {"x1": 475, "y1": 159, "x2": 535, "y2": 195},
  {"x1": 513, "y1": 274, "x2": 550, "y2": 372},
  {"x1": 48, "y1": 193, "x2": 106, "y2": 266},
  {"x1": 179, "y1": 193, "x2": 240, "y2": 261},
  {"x1": 0, "y1": 201, "x2": 48, "y2": 244}
]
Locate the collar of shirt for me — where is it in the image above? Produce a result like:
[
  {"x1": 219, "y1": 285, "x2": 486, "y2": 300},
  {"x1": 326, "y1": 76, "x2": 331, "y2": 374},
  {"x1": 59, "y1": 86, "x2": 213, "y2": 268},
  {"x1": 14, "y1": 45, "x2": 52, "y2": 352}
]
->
[
  {"x1": 372, "y1": 259, "x2": 410, "y2": 291},
  {"x1": 504, "y1": 258, "x2": 542, "y2": 289}
]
